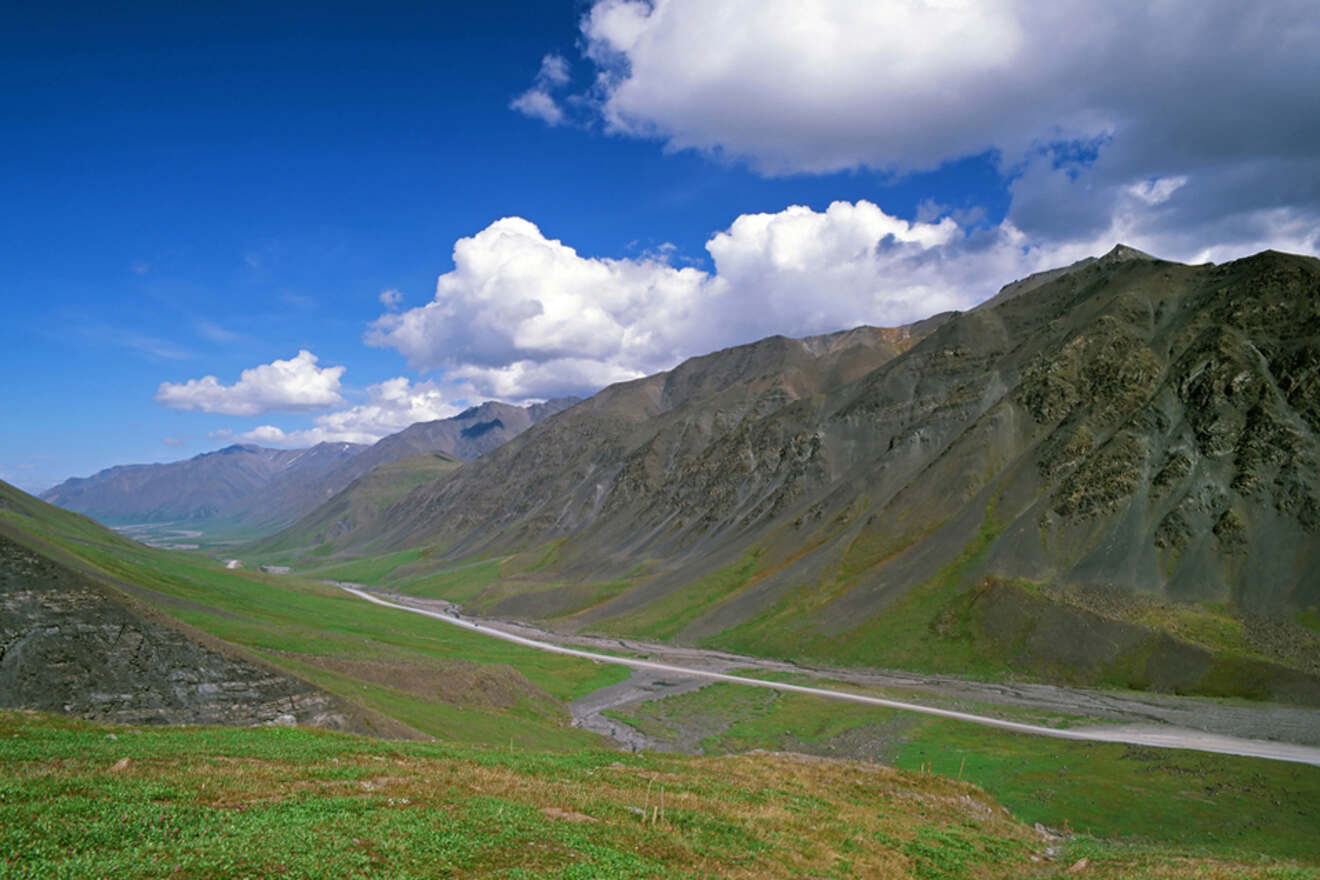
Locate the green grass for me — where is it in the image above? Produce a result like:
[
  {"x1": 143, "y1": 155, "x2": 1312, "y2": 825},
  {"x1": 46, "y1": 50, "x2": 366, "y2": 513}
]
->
[
  {"x1": 893, "y1": 722, "x2": 1320, "y2": 863},
  {"x1": 301, "y1": 547, "x2": 428, "y2": 584},
  {"x1": 1300, "y1": 606, "x2": 1320, "y2": 638},
  {"x1": 706, "y1": 510, "x2": 1009, "y2": 678},
  {"x1": 383, "y1": 550, "x2": 646, "y2": 620},
  {"x1": 4, "y1": 711, "x2": 1311, "y2": 880},
  {"x1": 259, "y1": 653, "x2": 590, "y2": 752},
  {"x1": 592, "y1": 551, "x2": 761, "y2": 640},
  {"x1": 393, "y1": 557, "x2": 507, "y2": 603},
  {"x1": 0, "y1": 488, "x2": 629, "y2": 748},
  {"x1": 602, "y1": 681, "x2": 1320, "y2": 865}
]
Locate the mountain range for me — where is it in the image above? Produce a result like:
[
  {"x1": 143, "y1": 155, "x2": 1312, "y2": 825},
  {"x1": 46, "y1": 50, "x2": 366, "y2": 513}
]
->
[
  {"x1": 39, "y1": 398, "x2": 578, "y2": 535},
  {"x1": 259, "y1": 246, "x2": 1320, "y2": 701}
]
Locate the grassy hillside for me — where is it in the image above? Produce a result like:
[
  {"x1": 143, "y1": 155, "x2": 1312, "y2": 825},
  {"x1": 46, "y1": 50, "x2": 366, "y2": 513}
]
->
[
  {"x1": 602, "y1": 680, "x2": 1320, "y2": 864},
  {"x1": 0, "y1": 481, "x2": 627, "y2": 749},
  {"x1": 3, "y1": 710, "x2": 1315, "y2": 879},
  {"x1": 5, "y1": 479, "x2": 1320, "y2": 874}
]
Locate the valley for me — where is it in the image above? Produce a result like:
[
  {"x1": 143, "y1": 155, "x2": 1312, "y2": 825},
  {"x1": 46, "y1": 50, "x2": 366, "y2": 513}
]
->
[
  {"x1": 337, "y1": 583, "x2": 1320, "y2": 763},
  {"x1": 249, "y1": 248, "x2": 1320, "y2": 710},
  {"x1": 7, "y1": 246, "x2": 1320, "y2": 876}
]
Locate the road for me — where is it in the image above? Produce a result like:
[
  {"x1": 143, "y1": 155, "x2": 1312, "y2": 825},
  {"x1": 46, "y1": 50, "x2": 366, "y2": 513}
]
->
[{"x1": 338, "y1": 584, "x2": 1320, "y2": 766}]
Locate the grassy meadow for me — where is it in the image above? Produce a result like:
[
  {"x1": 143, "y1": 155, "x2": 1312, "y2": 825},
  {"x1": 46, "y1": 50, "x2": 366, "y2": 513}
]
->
[
  {"x1": 602, "y1": 681, "x2": 1320, "y2": 866},
  {"x1": 3, "y1": 710, "x2": 1316, "y2": 880}
]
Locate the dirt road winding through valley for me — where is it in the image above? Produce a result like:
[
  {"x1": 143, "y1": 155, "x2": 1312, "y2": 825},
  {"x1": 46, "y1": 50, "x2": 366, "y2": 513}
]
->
[{"x1": 337, "y1": 584, "x2": 1320, "y2": 766}]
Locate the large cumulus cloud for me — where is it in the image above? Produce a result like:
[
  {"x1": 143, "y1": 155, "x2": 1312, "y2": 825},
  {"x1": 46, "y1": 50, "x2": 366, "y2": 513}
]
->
[
  {"x1": 520, "y1": 0, "x2": 1320, "y2": 257},
  {"x1": 364, "y1": 204, "x2": 1110, "y2": 400},
  {"x1": 574, "y1": 0, "x2": 1318, "y2": 175}
]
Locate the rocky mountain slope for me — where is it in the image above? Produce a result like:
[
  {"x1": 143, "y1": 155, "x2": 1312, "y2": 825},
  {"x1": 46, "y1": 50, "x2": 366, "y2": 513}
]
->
[{"x1": 279, "y1": 247, "x2": 1320, "y2": 700}]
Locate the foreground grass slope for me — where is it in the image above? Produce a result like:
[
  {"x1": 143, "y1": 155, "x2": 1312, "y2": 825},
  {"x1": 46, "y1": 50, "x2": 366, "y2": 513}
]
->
[
  {"x1": 0, "y1": 481, "x2": 627, "y2": 749},
  {"x1": 603, "y1": 681, "x2": 1320, "y2": 864},
  {"x1": 3, "y1": 711, "x2": 1315, "y2": 880}
]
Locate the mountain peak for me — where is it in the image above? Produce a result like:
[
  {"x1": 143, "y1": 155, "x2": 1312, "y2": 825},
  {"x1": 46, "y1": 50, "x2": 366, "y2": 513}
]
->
[
  {"x1": 1099, "y1": 243, "x2": 1158, "y2": 264},
  {"x1": 210, "y1": 444, "x2": 259, "y2": 456}
]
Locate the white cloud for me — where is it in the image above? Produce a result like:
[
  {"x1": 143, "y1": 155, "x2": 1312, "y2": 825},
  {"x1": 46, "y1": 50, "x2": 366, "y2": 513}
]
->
[
  {"x1": 537, "y1": 53, "x2": 571, "y2": 86},
  {"x1": 365, "y1": 205, "x2": 1108, "y2": 401},
  {"x1": 568, "y1": 0, "x2": 1317, "y2": 176},
  {"x1": 154, "y1": 350, "x2": 346, "y2": 416},
  {"x1": 1128, "y1": 176, "x2": 1189, "y2": 207},
  {"x1": 368, "y1": 191, "x2": 1320, "y2": 405},
  {"x1": 517, "y1": 0, "x2": 1320, "y2": 259},
  {"x1": 379, "y1": 288, "x2": 404, "y2": 310},
  {"x1": 234, "y1": 377, "x2": 476, "y2": 447},
  {"x1": 510, "y1": 89, "x2": 564, "y2": 125},
  {"x1": 511, "y1": 53, "x2": 574, "y2": 125},
  {"x1": 705, "y1": 202, "x2": 966, "y2": 334},
  {"x1": 452, "y1": 358, "x2": 645, "y2": 401},
  {"x1": 365, "y1": 216, "x2": 710, "y2": 391}
]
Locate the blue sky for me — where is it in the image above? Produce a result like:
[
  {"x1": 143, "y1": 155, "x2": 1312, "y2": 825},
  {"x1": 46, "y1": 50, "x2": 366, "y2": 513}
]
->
[{"x1": 3, "y1": 1, "x2": 1317, "y2": 493}]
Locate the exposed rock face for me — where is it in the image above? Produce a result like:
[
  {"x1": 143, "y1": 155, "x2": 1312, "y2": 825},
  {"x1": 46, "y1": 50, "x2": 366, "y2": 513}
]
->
[{"x1": 0, "y1": 535, "x2": 345, "y2": 728}]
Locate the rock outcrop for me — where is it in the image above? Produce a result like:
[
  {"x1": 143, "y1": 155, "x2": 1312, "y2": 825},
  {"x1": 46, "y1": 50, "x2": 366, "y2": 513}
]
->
[{"x1": 0, "y1": 534, "x2": 345, "y2": 728}]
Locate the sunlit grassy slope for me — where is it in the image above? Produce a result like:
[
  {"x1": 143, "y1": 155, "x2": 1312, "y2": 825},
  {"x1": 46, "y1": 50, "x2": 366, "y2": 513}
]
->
[
  {"x1": 603, "y1": 680, "x2": 1320, "y2": 865},
  {"x1": 0, "y1": 481, "x2": 627, "y2": 749},
  {"x1": 4, "y1": 710, "x2": 1316, "y2": 880}
]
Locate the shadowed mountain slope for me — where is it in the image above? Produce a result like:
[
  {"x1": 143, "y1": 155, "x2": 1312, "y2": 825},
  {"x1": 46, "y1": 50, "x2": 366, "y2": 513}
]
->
[{"x1": 237, "y1": 398, "x2": 580, "y2": 533}]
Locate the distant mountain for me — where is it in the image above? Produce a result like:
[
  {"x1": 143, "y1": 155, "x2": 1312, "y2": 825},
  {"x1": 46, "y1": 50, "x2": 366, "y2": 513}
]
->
[
  {"x1": 41, "y1": 442, "x2": 365, "y2": 525},
  {"x1": 251, "y1": 452, "x2": 465, "y2": 553},
  {"x1": 306, "y1": 398, "x2": 580, "y2": 506},
  {"x1": 279, "y1": 247, "x2": 1320, "y2": 702},
  {"x1": 233, "y1": 397, "x2": 581, "y2": 532},
  {"x1": 40, "y1": 397, "x2": 580, "y2": 536}
]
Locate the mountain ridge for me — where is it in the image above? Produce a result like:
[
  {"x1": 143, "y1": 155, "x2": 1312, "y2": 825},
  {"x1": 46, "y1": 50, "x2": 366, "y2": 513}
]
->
[
  {"x1": 40, "y1": 397, "x2": 580, "y2": 535},
  {"x1": 268, "y1": 247, "x2": 1320, "y2": 701}
]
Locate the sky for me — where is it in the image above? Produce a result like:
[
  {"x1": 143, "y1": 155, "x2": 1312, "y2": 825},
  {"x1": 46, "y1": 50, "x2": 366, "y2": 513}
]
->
[{"x1": 3, "y1": 0, "x2": 1317, "y2": 493}]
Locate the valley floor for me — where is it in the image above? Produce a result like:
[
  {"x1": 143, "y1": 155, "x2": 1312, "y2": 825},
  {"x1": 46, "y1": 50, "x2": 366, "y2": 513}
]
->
[{"x1": 356, "y1": 586, "x2": 1320, "y2": 763}]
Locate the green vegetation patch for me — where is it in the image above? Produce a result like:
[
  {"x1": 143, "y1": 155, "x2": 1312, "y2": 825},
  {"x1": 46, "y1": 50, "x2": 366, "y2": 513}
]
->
[
  {"x1": 4, "y1": 710, "x2": 1309, "y2": 879},
  {"x1": 0, "y1": 499, "x2": 629, "y2": 746},
  {"x1": 0, "y1": 711, "x2": 1038, "y2": 880},
  {"x1": 394, "y1": 557, "x2": 506, "y2": 603},
  {"x1": 706, "y1": 511, "x2": 1008, "y2": 679},
  {"x1": 593, "y1": 551, "x2": 761, "y2": 641},
  {"x1": 601, "y1": 681, "x2": 1320, "y2": 866},
  {"x1": 302, "y1": 547, "x2": 427, "y2": 584}
]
